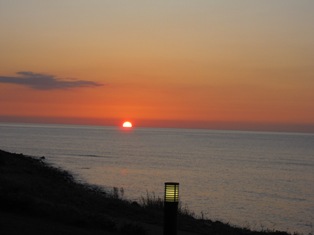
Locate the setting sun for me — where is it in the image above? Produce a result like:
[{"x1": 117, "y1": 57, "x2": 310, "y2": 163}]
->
[{"x1": 122, "y1": 121, "x2": 133, "y2": 128}]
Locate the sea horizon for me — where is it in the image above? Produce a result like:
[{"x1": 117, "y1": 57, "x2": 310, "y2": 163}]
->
[{"x1": 1, "y1": 120, "x2": 314, "y2": 136}]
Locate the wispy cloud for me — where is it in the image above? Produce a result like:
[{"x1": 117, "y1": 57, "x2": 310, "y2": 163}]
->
[{"x1": 0, "y1": 71, "x2": 103, "y2": 90}]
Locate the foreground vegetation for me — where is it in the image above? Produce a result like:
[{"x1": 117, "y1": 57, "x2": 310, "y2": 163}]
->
[{"x1": 0, "y1": 149, "x2": 300, "y2": 235}]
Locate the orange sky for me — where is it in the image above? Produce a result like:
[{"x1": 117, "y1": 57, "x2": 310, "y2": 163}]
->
[{"x1": 1, "y1": 1, "x2": 314, "y2": 132}]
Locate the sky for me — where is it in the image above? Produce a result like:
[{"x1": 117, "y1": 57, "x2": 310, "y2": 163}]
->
[{"x1": 1, "y1": 0, "x2": 314, "y2": 132}]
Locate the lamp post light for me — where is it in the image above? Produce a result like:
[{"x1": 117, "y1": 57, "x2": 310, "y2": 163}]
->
[{"x1": 164, "y1": 182, "x2": 179, "y2": 235}]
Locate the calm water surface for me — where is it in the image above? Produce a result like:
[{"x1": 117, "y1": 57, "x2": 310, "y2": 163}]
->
[{"x1": 0, "y1": 123, "x2": 313, "y2": 234}]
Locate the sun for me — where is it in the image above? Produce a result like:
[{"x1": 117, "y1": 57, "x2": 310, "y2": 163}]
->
[{"x1": 122, "y1": 121, "x2": 133, "y2": 128}]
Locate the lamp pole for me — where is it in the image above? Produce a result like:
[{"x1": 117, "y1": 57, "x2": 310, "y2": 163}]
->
[{"x1": 163, "y1": 182, "x2": 179, "y2": 235}]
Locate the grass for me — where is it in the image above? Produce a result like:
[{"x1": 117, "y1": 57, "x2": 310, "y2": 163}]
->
[{"x1": 0, "y1": 149, "x2": 304, "y2": 235}]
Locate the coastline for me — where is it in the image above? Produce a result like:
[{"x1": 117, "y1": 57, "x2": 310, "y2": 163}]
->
[{"x1": 0, "y1": 149, "x2": 296, "y2": 235}]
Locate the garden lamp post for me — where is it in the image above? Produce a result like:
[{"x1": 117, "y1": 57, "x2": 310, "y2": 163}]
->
[{"x1": 163, "y1": 182, "x2": 179, "y2": 235}]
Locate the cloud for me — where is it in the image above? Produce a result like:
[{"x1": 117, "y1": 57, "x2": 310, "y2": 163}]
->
[{"x1": 0, "y1": 71, "x2": 103, "y2": 90}]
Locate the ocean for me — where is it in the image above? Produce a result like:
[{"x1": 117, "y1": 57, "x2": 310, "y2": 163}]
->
[{"x1": 0, "y1": 123, "x2": 313, "y2": 234}]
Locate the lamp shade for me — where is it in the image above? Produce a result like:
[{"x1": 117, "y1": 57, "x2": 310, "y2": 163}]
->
[{"x1": 164, "y1": 182, "x2": 179, "y2": 203}]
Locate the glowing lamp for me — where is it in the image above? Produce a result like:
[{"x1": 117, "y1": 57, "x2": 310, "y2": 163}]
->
[
  {"x1": 164, "y1": 182, "x2": 179, "y2": 203},
  {"x1": 163, "y1": 182, "x2": 179, "y2": 235}
]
